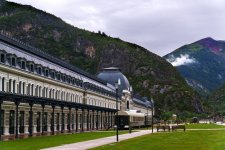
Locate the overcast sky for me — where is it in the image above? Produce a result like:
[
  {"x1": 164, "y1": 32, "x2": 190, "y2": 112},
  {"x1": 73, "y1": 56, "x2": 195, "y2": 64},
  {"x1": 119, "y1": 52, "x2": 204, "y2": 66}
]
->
[{"x1": 8, "y1": 0, "x2": 225, "y2": 56}]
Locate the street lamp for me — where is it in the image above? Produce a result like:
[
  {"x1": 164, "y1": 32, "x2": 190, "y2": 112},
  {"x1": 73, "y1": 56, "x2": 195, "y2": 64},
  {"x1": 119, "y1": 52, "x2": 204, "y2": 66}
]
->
[
  {"x1": 151, "y1": 98, "x2": 154, "y2": 133},
  {"x1": 115, "y1": 78, "x2": 121, "y2": 142}
]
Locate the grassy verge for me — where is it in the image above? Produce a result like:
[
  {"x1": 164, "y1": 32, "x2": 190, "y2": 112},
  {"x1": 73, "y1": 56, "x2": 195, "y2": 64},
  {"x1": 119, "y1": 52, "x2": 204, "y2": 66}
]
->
[{"x1": 0, "y1": 131, "x2": 128, "y2": 150}]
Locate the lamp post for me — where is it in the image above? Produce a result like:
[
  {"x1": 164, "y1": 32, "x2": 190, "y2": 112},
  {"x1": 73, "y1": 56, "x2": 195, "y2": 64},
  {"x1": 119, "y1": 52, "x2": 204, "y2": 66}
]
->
[
  {"x1": 115, "y1": 79, "x2": 121, "y2": 142},
  {"x1": 147, "y1": 106, "x2": 148, "y2": 129},
  {"x1": 151, "y1": 99, "x2": 154, "y2": 133}
]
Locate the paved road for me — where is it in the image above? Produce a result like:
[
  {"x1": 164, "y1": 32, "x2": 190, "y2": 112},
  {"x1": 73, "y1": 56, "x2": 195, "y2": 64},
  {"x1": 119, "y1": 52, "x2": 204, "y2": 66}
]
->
[{"x1": 43, "y1": 130, "x2": 156, "y2": 150}]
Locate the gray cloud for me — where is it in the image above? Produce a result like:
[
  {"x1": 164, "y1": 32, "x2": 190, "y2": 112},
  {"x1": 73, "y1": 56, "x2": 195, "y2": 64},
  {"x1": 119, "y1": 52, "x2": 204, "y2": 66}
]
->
[{"x1": 8, "y1": 0, "x2": 225, "y2": 56}]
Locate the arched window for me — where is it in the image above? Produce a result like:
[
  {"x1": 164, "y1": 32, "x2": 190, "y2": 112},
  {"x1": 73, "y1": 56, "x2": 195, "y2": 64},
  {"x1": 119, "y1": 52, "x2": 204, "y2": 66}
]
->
[
  {"x1": 23, "y1": 82, "x2": 25, "y2": 94},
  {"x1": 8, "y1": 79, "x2": 12, "y2": 93},
  {"x1": 1, "y1": 77, "x2": 5, "y2": 92},
  {"x1": 13, "y1": 80, "x2": 16, "y2": 93}
]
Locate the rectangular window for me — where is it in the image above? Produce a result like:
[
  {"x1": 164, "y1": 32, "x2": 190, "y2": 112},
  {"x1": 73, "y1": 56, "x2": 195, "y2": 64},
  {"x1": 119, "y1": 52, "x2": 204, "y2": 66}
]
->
[
  {"x1": 37, "y1": 112, "x2": 41, "y2": 132},
  {"x1": 9, "y1": 110, "x2": 15, "y2": 134},
  {"x1": 43, "y1": 112, "x2": 48, "y2": 131},
  {"x1": 1, "y1": 110, "x2": 4, "y2": 135},
  {"x1": 19, "y1": 111, "x2": 25, "y2": 133},
  {"x1": 57, "y1": 113, "x2": 60, "y2": 131}
]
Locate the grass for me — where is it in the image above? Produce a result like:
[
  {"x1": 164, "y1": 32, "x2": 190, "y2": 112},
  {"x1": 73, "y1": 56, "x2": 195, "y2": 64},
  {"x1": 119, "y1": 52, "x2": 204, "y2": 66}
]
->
[
  {"x1": 91, "y1": 124, "x2": 225, "y2": 150},
  {"x1": 186, "y1": 123, "x2": 225, "y2": 129},
  {"x1": 0, "y1": 131, "x2": 128, "y2": 150}
]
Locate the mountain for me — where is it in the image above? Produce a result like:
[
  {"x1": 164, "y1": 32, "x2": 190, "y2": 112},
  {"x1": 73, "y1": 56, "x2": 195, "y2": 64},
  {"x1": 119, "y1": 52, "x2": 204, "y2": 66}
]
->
[
  {"x1": 164, "y1": 37, "x2": 225, "y2": 95},
  {"x1": 0, "y1": 0, "x2": 203, "y2": 114},
  {"x1": 208, "y1": 83, "x2": 225, "y2": 114}
]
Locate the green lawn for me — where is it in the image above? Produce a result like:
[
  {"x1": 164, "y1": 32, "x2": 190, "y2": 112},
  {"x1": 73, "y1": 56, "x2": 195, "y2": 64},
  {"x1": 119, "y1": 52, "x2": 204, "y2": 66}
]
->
[
  {"x1": 186, "y1": 123, "x2": 225, "y2": 129},
  {"x1": 91, "y1": 124, "x2": 225, "y2": 150},
  {"x1": 0, "y1": 131, "x2": 127, "y2": 150}
]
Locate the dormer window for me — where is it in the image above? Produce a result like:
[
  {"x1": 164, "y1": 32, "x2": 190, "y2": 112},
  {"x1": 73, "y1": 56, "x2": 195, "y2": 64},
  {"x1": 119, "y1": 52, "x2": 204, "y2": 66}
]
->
[
  {"x1": 21, "y1": 61, "x2": 26, "y2": 69},
  {"x1": 30, "y1": 64, "x2": 34, "y2": 72},
  {"x1": 50, "y1": 70, "x2": 55, "y2": 79},
  {"x1": 62, "y1": 75, "x2": 66, "y2": 82},
  {"x1": 12, "y1": 57, "x2": 16, "y2": 66},
  {"x1": 27, "y1": 61, "x2": 34, "y2": 72},
  {"x1": 0, "y1": 53, "x2": 6, "y2": 63},
  {"x1": 67, "y1": 76, "x2": 71, "y2": 84},
  {"x1": 57, "y1": 73, "x2": 61, "y2": 80},
  {"x1": 44, "y1": 68, "x2": 49, "y2": 77},
  {"x1": 35, "y1": 65, "x2": 42, "y2": 75}
]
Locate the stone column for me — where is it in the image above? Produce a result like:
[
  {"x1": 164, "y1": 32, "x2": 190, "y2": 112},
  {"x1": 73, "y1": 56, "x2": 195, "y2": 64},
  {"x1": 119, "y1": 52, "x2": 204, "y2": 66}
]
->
[
  {"x1": 33, "y1": 112, "x2": 37, "y2": 135},
  {"x1": 3, "y1": 108, "x2": 9, "y2": 136},
  {"x1": 47, "y1": 111, "x2": 51, "y2": 133}
]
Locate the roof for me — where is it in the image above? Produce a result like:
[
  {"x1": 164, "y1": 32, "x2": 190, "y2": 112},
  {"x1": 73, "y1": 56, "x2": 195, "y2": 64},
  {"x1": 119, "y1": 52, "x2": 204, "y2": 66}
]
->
[
  {"x1": 97, "y1": 67, "x2": 130, "y2": 94},
  {"x1": 132, "y1": 95, "x2": 152, "y2": 108},
  {"x1": 0, "y1": 33, "x2": 106, "y2": 85}
]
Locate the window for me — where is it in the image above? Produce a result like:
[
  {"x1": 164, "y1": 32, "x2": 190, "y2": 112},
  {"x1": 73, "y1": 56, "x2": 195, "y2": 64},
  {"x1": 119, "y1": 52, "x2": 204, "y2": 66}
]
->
[
  {"x1": 11, "y1": 57, "x2": 16, "y2": 66},
  {"x1": 0, "y1": 54, "x2": 5, "y2": 63},
  {"x1": 56, "y1": 113, "x2": 60, "y2": 131},
  {"x1": 57, "y1": 73, "x2": 61, "y2": 80},
  {"x1": 9, "y1": 110, "x2": 15, "y2": 134},
  {"x1": 43, "y1": 112, "x2": 48, "y2": 132},
  {"x1": 21, "y1": 61, "x2": 26, "y2": 69},
  {"x1": 37, "y1": 67, "x2": 42, "y2": 75},
  {"x1": 19, "y1": 111, "x2": 25, "y2": 133},
  {"x1": 62, "y1": 113, "x2": 65, "y2": 131},
  {"x1": 62, "y1": 75, "x2": 66, "y2": 82},
  {"x1": 8, "y1": 79, "x2": 12, "y2": 93},
  {"x1": 30, "y1": 64, "x2": 34, "y2": 72},
  {"x1": 19, "y1": 81, "x2": 22, "y2": 94},
  {"x1": 45, "y1": 69, "x2": 49, "y2": 77},
  {"x1": 1, "y1": 110, "x2": 4, "y2": 135},
  {"x1": 23, "y1": 82, "x2": 25, "y2": 94},
  {"x1": 31, "y1": 84, "x2": 34, "y2": 96},
  {"x1": 51, "y1": 71, "x2": 55, "y2": 79},
  {"x1": 36, "y1": 112, "x2": 41, "y2": 132},
  {"x1": 1, "y1": 77, "x2": 5, "y2": 92},
  {"x1": 13, "y1": 80, "x2": 16, "y2": 93},
  {"x1": 67, "y1": 77, "x2": 71, "y2": 84}
]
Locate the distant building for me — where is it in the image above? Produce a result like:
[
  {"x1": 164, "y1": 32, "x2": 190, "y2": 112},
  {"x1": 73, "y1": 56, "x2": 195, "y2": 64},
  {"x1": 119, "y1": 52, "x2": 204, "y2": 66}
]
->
[{"x1": 0, "y1": 34, "x2": 153, "y2": 140}]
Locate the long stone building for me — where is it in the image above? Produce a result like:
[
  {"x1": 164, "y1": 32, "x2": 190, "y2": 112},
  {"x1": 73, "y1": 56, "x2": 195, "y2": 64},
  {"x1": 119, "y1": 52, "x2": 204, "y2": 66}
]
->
[{"x1": 0, "y1": 34, "x2": 153, "y2": 141}]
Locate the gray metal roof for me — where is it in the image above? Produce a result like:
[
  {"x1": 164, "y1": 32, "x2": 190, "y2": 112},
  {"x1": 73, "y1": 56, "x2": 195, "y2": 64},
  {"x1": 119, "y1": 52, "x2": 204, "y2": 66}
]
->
[
  {"x1": 97, "y1": 67, "x2": 130, "y2": 94},
  {"x1": 0, "y1": 33, "x2": 106, "y2": 85},
  {"x1": 133, "y1": 95, "x2": 153, "y2": 108}
]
